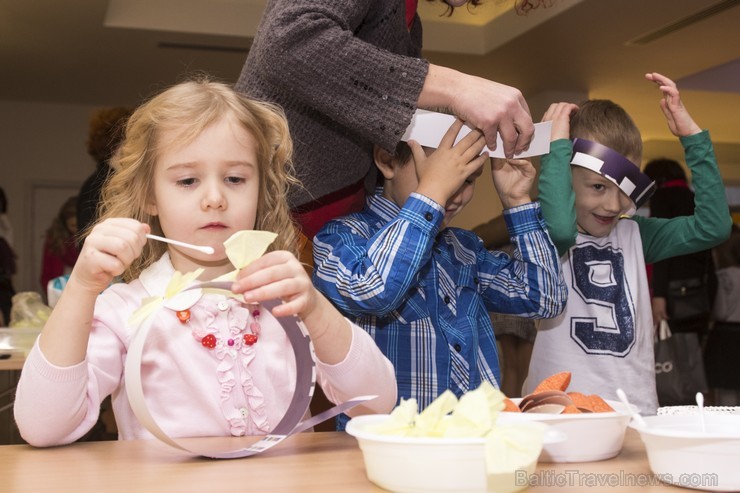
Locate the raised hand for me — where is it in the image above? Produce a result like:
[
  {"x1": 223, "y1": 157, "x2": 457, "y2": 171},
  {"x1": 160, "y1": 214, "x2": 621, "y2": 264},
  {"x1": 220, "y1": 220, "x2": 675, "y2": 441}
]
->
[
  {"x1": 491, "y1": 158, "x2": 536, "y2": 209},
  {"x1": 541, "y1": 102, "x2": 580, "y2": 141},
  {"x1": 645, "y1": 72, "x2": 702, "y2": 137}
]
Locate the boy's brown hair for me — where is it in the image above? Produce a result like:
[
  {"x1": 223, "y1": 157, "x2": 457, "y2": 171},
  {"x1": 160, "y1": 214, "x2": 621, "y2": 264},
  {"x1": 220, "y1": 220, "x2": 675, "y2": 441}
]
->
[{"x1": 570, "y1": 100, "x2": 643, "y2": 164}]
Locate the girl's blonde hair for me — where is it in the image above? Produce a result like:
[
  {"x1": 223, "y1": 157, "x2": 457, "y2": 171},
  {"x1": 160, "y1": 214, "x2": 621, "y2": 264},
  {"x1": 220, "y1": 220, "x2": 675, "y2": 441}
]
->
[{"x1": 99, "y1": 76, "x2": 300, "y2": 282}]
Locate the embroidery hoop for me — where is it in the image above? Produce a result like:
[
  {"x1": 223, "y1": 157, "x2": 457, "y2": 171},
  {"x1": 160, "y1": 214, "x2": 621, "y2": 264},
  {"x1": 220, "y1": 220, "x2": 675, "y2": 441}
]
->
[{"x1": 125, "y1": 282, "x2": 372, "y2": 458}]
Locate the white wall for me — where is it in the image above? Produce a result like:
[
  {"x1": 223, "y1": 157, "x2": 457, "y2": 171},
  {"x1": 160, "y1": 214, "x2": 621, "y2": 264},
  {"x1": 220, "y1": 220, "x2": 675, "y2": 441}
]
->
[{"x1": 1, "y1": 100, "x2": 98, "y2": 295}]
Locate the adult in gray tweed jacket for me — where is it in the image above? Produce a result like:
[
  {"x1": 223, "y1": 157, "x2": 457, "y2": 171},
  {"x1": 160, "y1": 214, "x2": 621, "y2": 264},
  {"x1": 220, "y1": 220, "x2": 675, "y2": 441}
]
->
[{"x1": 236, "y1": 0, "x2": 541, "y2": 237}]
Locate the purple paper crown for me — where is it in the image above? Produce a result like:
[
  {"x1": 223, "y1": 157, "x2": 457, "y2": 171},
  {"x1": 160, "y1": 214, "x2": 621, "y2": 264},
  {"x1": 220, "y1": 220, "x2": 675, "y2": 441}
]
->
[{"x1": 570, "y1": 138, "x2": 656, "y2": 208}]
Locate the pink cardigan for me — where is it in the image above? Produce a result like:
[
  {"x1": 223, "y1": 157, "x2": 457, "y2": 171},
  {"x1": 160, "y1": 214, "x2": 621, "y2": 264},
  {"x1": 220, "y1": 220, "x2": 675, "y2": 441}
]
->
[{"x1": 14, "y1": 255, "x2": 396, "y2": 446}]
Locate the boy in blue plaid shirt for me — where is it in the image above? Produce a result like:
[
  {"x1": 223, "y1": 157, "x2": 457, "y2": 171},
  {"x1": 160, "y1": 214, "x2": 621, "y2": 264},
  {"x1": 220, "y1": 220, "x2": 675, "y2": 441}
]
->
[{"x1": 313, "y1": 119, "x2": 566, "y2": 428}]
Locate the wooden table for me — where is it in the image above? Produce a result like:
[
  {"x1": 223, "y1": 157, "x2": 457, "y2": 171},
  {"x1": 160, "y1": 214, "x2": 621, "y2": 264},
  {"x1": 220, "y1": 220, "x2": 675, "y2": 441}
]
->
[
  {"x1": 0, "y1": 429, "x2": 691, "y2": 493},
  {"x1": 0, "y1": 354, "x2": 23, "y2": 445}
]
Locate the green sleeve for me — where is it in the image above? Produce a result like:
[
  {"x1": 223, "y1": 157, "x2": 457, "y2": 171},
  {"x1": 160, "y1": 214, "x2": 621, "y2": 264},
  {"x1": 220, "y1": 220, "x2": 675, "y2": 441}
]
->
[
  {"x1": 637, "y1": 131, "x2": 732, "y2": 264},
  {"x1": 537, "y1": 138, "x2": 577, "y2": 257}
]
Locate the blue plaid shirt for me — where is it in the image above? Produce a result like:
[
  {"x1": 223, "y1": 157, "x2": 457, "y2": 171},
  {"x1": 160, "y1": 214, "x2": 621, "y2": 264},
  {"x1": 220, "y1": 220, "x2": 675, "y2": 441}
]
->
[{"x1": 313, "y1": 190, "x2": 566, "y2": 427}]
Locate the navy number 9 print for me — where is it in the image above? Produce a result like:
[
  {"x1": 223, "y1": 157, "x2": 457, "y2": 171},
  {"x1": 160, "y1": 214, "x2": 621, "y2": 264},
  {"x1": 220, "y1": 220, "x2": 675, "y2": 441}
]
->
[{"x1": 569, "y1": 243, "x2": 635, "y2": 356}]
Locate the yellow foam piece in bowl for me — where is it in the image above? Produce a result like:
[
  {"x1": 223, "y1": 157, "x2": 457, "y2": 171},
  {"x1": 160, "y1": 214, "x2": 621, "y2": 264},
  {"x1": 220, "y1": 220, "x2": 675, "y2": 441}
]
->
[
  {"x1": 367, "y1": 382, "x2": 544, "y2": 476},
  {"x1": 485, "y1": 424, "x2": 543, "y2": 474}
]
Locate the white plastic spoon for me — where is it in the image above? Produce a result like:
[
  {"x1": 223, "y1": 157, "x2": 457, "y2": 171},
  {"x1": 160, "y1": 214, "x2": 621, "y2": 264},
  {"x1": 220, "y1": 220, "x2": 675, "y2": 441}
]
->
[
  {"x1": 696, "y1": 392, "x2": 706, "y2": 433},
  {"x1": 616, "y1": 388, "x2": 648, "y2": 428},
  {"x1": 146, "y1": 234, "x2": 214, "y2": 255}
]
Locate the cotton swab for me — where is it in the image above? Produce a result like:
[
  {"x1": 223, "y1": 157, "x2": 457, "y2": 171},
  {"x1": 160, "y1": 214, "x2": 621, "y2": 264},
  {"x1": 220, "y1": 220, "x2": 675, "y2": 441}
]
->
[{"x1": 146, "y1": 234, "x2": 215, "y2": 255}]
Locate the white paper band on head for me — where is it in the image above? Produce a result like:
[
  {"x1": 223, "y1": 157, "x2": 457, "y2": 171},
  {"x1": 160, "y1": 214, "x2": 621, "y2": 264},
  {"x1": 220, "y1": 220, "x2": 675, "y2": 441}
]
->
[
  {"x1": 125, "y1": 282, "x2": 375, "y2": 459},
  {"x1": 401, "y1": 109, "x2": 552, "y2": 158},
  {"x1": 570, "y1": 138, "x2": 656, "y2": 208}
]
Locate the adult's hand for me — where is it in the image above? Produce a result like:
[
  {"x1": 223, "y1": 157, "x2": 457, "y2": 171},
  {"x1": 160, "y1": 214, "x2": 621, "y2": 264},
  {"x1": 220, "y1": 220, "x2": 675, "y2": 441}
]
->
[{"x1": 419, "y1": 65, "x2": 535, "y2": 158}]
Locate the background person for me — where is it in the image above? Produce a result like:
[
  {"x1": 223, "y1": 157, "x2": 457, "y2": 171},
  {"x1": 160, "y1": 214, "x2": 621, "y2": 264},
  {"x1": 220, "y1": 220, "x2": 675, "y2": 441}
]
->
[
  {"x1": 76, "y1": 106, "x2": 133, "y2": 243},
  {"x1": 643, "y1": 158, "x2": 717, "y2": 339},
  {"x1": 40, "y1": 196, "x2": 80, "y2": 293},
  {"x1": 0, "y1": 186, "x2": 16, "y2": 325}
]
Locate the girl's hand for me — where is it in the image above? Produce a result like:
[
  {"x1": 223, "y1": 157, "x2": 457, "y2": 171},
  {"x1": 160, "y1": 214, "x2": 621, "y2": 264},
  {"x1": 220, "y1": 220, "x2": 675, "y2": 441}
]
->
[
  {"x1": 645, "y1": 72, "x2": 702, "y2": 137},
  {"x1": 412, "y1": 119, "x2": 488, "y2": 206},
  {"x1": 73, "y1": 218, "x2": 149, "y2": 295},
  {"x1": 541, "y1": 102, "x2": 579, "y2": 141},
  {"x1": 233, "y1": 250, "x2": 353, "y2": 363},
  {"x1": 231, "y1": 250, "x2": 319, "y2": 320},
  {"x1": 491, "y1": 158, "x2": 536, "y2": 209}
]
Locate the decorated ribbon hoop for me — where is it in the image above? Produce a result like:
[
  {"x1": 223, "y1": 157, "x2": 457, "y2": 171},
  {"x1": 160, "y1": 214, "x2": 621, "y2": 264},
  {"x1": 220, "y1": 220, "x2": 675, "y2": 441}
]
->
[{"x1": 125, "y1": 281, "x2": 373, "y2": 459}]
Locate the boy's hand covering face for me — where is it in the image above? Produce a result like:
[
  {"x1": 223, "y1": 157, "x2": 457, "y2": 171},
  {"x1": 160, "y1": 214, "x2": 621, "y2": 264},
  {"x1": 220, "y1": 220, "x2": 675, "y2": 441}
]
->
[
  {"x1": 491, "y1": 158, "x2": 535, "y2": 209},
  {"x1": 410, "y1": 119, "x2": 488, "y2": 207}
]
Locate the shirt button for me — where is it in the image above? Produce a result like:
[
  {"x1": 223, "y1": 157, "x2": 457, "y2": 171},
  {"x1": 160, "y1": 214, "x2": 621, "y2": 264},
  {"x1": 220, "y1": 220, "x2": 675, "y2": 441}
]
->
[
  {"x1": 217, "y1": 301, "x2": 229, "y2": 311},
  {"x1": 444, "y1": 295, "x2": 451, "y2": 304},
  {"x1": 240, "y1": 407, "x2": 248, "y2": 418},
  {"x1": 424, "y1": 212, "x2": 433, "y2": 221},
  {"x1": 473, "y1": 277, "x2": 479, "y2": 284},
  {"x1": 454, "y1": 344, "x2": 462, "y2": 352}
]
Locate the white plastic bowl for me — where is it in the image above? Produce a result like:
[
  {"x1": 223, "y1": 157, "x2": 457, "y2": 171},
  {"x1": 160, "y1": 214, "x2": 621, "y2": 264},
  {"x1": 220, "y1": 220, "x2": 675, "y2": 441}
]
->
[
  {"x1": 631, "y1": 414, "x2": 740, "y2": 492},
  {"x1": 346, "y1": 414, "x2": 560, "y2": 493},
  {"x1": 500, "y1": 399, "x2": 632, "y2": 462}
]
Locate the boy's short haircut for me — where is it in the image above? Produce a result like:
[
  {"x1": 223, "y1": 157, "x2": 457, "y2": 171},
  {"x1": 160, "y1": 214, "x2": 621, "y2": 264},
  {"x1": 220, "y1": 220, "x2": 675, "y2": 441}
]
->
[
  {"x1": 570, "y1": 100, "x2": 643, "y2": 163},
  {"x1": 393, "y1": 140, "x2": 413, "y2": 166}
]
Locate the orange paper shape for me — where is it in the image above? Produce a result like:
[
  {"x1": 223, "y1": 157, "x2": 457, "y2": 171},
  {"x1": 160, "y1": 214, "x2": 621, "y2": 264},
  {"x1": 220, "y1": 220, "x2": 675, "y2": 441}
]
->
[
  {"x1": 532, "y1": 371, "x2": 571, "y2": 394},
  {"x1": 502, "y1": 398, "x2": 521, "y2": 413}
]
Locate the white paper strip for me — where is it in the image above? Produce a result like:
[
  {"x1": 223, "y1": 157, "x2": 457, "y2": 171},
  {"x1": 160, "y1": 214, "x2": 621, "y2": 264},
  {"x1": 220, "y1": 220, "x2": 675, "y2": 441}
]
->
[{"x1": 401, "y1": 109, "x2": 552, "y2": 158}]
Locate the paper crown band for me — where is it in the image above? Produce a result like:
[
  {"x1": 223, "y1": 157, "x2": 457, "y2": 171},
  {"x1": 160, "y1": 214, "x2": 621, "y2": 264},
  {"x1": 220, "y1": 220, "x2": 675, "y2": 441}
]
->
[{"x1": 570, "y1": 138, "x2": 656, "y2": 208}]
